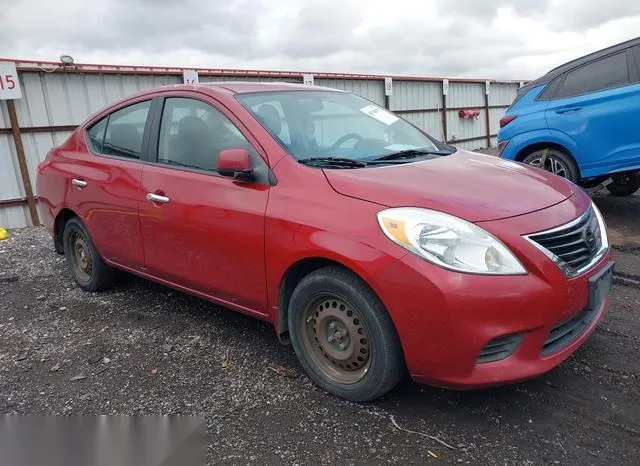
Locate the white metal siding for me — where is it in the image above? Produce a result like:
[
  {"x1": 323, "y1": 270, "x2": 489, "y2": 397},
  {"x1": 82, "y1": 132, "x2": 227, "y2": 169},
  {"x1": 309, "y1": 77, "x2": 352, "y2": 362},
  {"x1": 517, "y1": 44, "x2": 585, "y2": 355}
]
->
[
  {"x1": 488, "y1": 83, "x2": 517, "y2": 107},
  {"x1": 390, "y1": 81, "x2": 441, "y2": 112},
  {"x1": 399, "y1": 111, "x2": 444, "y2": 141},
  {"x1": 8, "y1": 73, "x2": 181, "y2": 128},
  {"x1": 0, "y1": 205, "x2": 31, "y2": 229},
  {"x1": 446, "y1": 109, "x2": 487, "y2": 144},
  {"x1": 447, "y1": 82, "x2": 485, "y2": 108},
  {"x1": 453, "y1": 140, "x2": 487, "y2": 151},
  {"x1": 314, "y1": 79, "x2": 384, "y2": 106},
  {"x1": 201, "y1": 76, "x2": 294, "y2": 84},
  {"x1": 0, "y1": 134, "x2": 24, "y2": 200}
]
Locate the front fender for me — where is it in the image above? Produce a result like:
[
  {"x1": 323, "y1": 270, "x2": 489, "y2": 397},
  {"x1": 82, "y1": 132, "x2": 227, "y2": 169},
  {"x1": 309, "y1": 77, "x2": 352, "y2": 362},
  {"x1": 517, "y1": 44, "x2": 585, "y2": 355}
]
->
[{"x1": 266, "y1": 226, "x2": 403, "y2": 319}]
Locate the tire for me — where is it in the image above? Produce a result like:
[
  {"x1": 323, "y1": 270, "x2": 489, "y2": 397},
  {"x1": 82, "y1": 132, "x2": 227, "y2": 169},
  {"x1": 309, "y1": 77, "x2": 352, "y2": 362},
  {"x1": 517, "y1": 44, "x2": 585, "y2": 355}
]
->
[
  {"x1": 522, "y1": 148, "x2": 579, "y2": 183},
  {"x1": 288, "y1": 266, "x2": 404, "y2": 402},
  {"x1": 62, "y1": 217, "x2": 115, "y2": 292},
  {"x1": 606, "y1": 171, "x2": 640, "y2": 197}
]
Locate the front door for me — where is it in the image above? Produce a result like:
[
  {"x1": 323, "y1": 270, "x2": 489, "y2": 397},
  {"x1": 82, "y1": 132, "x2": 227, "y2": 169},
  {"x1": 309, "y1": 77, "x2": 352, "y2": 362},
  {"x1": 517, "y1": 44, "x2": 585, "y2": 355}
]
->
[{"x1": 138, "y1": 95, "x2": 270, "y2": 314}]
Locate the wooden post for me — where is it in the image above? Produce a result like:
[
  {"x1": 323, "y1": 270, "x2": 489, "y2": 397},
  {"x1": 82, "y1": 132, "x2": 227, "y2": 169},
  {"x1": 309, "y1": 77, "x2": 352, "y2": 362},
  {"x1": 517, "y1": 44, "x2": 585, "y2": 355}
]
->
[
  {"x1": 484, "y1": 82, "x2": 492, "y2": 148},
  {"x1": 441, "y1": 81, "x2": 448, "y2": 143},
  {"x1": 6, "y1": 99, "x2": 39, "y2": 226}
]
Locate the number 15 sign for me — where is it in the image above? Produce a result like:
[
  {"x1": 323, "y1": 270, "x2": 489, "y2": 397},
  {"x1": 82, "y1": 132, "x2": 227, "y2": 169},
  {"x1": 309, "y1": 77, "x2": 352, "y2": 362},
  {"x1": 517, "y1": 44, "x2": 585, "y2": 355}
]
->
[{"x1": 0, "y1": 62, "x2": 22, "y2": 100}]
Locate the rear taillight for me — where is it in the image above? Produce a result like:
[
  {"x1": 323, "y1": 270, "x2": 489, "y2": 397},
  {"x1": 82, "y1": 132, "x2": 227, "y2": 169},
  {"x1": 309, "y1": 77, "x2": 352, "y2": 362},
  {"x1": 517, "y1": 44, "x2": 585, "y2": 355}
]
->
[
  {"x1": 497, "y1": 141, "x2": 509, "y2": 157},
  {"x1": 499, "y1": 115, "x2": 517, "y2": 128}
]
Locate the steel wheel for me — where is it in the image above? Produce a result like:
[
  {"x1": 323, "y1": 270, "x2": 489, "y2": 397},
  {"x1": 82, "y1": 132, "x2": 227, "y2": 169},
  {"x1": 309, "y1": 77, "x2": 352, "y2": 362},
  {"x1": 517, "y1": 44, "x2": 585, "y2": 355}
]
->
[
  {"x1": 300, "y1": 293, "x2": 372, "y2": 385},
  {"x1": 70, "y1": 231, "x2": 93, "y2": 282},
  {"x1": 62, "y1": 217, "x2": 115, "y2": 292}
]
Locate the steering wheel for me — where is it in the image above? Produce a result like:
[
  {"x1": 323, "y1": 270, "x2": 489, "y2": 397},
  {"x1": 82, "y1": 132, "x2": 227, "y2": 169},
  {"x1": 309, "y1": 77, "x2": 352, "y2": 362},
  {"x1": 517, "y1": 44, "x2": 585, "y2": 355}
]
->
[{"x1": 331, "y1": 133, "x2": 363, "y2": 149}]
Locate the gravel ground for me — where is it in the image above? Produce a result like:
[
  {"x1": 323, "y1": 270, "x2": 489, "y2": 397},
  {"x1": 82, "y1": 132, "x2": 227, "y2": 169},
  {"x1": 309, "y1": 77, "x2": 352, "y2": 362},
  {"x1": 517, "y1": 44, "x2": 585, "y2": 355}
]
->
[{"x1": 1, "y1": 191, "x2": 639, "y2": 465}]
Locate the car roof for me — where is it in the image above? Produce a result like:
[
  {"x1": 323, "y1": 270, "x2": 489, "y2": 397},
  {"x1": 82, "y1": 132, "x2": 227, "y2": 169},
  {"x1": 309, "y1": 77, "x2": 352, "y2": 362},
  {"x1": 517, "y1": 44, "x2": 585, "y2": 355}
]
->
[
  {"x1": 83, "y1": 81, "x2": 346, "y2": 126},
  {"x1": 154, "y1": 81, "x2": 344, "y2": 94},
  {"x1": 204, "y1": 81, "x2": 342, "y2": 93},
  {"x1": 521, "y1": 36, "x2": 640, "y2": 92}
]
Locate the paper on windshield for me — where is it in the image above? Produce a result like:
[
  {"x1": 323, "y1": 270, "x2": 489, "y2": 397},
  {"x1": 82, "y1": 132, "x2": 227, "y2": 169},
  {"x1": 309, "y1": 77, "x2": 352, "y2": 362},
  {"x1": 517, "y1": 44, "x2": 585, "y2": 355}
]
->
[
  {"x1": 384, "y1": 144, "x2": 420, "y2": 151},
  {"x1": 359, "y1": 104, "x2": 399, "y2": 126}
]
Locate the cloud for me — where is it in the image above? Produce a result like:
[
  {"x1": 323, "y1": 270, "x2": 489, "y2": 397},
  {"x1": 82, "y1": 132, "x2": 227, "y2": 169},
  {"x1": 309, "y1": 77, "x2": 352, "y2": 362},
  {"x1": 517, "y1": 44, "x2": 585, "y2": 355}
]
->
[
  {"x1": 547, "y1": 0, "x2": 640, "y2": 30},
  {"x1": 0, "y1": 0, "x2": 638, "y2": 80}
]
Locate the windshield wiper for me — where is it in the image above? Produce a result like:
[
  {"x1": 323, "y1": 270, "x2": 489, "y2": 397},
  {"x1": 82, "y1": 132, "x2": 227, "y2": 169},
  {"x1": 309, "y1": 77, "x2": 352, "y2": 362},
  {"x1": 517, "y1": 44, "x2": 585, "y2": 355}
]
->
[
  {"x1": 371, "y1": 148, "x2": 452, "y2": 162},
  {"x1": 298, "y1": 157, "x2": 368, "y2": 168}
]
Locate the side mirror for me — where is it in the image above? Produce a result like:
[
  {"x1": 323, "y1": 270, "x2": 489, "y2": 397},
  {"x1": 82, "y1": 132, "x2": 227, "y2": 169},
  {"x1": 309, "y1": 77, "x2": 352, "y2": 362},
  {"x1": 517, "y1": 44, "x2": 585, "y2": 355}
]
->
[{"x1": 216, "y1": 148, "x2": 253, "y2": 178}]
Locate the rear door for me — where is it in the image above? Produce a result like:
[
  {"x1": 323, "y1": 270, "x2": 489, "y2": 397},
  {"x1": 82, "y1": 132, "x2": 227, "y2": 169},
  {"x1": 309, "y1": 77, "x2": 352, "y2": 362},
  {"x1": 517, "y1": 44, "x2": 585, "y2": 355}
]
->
[
  {"x1": 70, "y1": 98, "x2": 153, "y2": 268},
  {"x1": 138, "y1": 93, "x2": 270, "y2": 314},
  {"x1": 545, "y1": 50, "x2": 640, "y2": 177}
]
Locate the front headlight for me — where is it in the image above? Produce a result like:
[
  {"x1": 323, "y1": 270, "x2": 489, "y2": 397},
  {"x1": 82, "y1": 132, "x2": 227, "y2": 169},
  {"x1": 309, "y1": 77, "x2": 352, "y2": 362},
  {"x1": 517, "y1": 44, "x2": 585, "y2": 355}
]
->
[{"x1": 377, "y1": 207, "x2": 527, "y2": 275}]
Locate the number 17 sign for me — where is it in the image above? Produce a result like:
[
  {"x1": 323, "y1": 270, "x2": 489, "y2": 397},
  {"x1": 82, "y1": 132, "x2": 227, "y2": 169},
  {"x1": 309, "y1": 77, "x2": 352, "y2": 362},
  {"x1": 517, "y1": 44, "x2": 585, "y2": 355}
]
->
[{"x1": 0, "y1": 62, "x2": 22, "y2": 100}]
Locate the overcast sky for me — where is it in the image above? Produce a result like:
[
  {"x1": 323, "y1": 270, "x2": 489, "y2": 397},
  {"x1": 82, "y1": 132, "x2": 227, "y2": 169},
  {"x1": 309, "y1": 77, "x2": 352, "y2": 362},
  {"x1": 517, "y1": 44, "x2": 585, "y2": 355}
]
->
[{"x1": 1, "y1": 0, "x2": 639, "y2": 80}]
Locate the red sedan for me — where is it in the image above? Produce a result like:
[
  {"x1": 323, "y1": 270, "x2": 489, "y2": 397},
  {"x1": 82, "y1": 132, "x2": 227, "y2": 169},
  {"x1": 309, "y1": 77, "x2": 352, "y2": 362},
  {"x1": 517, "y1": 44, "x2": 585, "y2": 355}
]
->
[{"x1": 36, "y1": 82, "x2": 614, "y2": 401}]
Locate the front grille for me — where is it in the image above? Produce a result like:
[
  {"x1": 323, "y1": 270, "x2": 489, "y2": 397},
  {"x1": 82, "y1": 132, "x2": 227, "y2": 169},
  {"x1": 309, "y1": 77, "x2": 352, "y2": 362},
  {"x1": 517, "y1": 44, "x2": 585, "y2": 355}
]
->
[
  {"x1": 541, "y1": 307, "x2": 597, "y2": 356},
  {"x1": 477, "y1": 334, "x2": 523, "y2": 363},
  {"x1": 526, "y1": 206, "x2": 603, "y2": 277}
]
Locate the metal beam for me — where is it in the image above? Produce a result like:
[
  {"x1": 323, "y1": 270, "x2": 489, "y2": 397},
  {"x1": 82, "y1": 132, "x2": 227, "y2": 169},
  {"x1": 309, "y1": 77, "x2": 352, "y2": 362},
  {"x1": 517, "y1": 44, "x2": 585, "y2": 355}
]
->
[
  {"x1": 447, "y1": 134, "x2": 497, "y2": 145},
  {"x1": 0, "y1": 124, "x2": 77, "y2": 135}
]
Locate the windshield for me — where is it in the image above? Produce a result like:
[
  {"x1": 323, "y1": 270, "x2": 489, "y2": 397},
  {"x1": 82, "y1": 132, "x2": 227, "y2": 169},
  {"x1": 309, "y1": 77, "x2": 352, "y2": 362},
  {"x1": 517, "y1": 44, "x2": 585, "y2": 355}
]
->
[{"x1": 237, "y1": 90, "x2": 450, "y2": 162}]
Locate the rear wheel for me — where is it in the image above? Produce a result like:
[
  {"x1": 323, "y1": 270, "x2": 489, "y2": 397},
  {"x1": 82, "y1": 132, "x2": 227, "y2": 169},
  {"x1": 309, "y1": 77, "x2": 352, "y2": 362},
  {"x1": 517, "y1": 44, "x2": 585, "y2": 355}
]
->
[
  {"x1": 606, "y1": 171, "x2": 640, "y2": 197},
  {"x1": 288, "y1": 266, "x2": 404, "y2": 402},
  {"x1": 63, "y1": 217, "x2": 115, "y2": 292},
  {"x1": 522, "y1": 148, "x2": 579, "y2": 183}
]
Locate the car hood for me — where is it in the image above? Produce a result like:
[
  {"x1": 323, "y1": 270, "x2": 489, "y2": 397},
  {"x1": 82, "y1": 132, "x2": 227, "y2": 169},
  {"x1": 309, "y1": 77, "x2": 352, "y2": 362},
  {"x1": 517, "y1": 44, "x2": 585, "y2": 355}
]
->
[{"x1": 323, "y1": 150, "x2": 575, "y2": 222}]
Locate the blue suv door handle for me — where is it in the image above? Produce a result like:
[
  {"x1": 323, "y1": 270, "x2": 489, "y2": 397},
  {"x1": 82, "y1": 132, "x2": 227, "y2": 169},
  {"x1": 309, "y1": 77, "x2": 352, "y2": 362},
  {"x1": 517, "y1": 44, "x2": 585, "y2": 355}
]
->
[{"x1": 555, "y1": 107, "x2": 582, "y2": 114}]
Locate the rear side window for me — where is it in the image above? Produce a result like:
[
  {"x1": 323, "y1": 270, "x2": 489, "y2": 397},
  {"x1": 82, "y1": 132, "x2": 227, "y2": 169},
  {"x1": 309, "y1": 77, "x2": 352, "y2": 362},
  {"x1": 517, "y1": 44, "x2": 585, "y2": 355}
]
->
[
  {"x1": 632, "y1": 46, "x2": 640, "y2": 82},
  {"x1": 536, "y1": 77, "x2": 561, "y2": 101},
  {"x1": 555, "y1": 52, "x2": 630, "y2": 98},
  {"x1": 86, "y1": 117, "x2": 108, "y2": 153},
  {"x1": 86, "y1": 100, "x2": 151, "y2": 159}
]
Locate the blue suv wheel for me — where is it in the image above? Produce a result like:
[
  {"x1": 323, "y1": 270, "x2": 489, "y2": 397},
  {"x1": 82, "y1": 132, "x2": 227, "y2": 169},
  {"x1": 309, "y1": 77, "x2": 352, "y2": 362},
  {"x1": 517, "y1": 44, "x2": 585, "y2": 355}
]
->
[{"x1": 521, "y1": 148, "x2": 579, "y2": 183}]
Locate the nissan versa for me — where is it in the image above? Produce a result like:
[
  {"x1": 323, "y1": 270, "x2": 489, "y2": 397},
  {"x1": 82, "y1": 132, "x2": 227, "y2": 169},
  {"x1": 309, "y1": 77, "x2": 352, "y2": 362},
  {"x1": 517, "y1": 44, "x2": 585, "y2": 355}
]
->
[{"x1": 36, "y1": 82, "x2": 614, "y2": 402}]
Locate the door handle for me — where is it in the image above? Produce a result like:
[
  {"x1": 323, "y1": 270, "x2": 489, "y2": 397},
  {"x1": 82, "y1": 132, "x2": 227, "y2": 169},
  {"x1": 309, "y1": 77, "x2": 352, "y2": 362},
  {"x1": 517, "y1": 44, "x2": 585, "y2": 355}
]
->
[
  {"x1": 72, "y1": 178, "x2": 87, "y2": 188},
  {"x1": 555, "y1": 107, "x2": 582, "y2": 114},
  {"x1": 146, "y1": 192, "x2": 170, "y2": 204}
]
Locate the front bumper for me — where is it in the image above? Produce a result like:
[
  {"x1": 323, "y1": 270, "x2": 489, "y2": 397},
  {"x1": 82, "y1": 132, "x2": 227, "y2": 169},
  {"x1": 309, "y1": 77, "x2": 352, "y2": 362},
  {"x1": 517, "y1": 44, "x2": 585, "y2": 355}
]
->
[{"x1": 371, "y1": 196, "x2": 613, "y2": 389}]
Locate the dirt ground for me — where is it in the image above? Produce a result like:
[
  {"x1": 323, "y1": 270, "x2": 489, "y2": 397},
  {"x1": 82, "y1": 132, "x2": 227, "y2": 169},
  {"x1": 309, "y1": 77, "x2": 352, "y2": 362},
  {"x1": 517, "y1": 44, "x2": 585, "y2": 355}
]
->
[{"x1": 1, "y1": 191, "x2": 639, "y2": 465}]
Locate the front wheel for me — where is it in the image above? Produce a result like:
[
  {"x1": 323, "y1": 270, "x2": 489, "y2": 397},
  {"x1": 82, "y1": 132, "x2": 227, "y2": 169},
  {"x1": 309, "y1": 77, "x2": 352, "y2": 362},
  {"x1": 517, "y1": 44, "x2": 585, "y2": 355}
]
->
[
  {"x1": 522, "y1": 148, "x2": 579, "y2": 183},
  {"x1": 606, "y1": 172, "x2": 640, "y2": 197},
  {"x1": 288, "y1": 267, "x2": 404, "y2": 402}
]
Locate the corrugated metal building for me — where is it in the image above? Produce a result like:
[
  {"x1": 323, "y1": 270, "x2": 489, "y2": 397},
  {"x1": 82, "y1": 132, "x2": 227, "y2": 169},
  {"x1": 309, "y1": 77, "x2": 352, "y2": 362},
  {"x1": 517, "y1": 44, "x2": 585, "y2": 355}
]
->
[{"x1": 0, "y1": 59, "x2": 521, "y2": 228}]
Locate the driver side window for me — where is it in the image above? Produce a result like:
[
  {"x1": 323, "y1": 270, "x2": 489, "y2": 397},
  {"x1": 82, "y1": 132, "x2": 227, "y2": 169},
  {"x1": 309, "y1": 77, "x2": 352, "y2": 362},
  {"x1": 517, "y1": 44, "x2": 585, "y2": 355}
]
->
[{"x1": 157, "y1": 97, "x2": 251, "y2": 173}]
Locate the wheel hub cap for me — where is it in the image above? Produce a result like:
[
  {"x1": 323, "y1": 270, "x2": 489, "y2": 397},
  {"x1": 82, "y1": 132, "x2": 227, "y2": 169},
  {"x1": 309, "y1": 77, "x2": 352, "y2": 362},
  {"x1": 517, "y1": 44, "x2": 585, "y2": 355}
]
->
[
  {"x1": 70, "y1": 232, "x2": 92, "y2": 281},
  {"x1": 529, "y1": 155, "x2": 568, "y2": 178},
  {"x1": 302, "y1": 295, "x2": 371, "y2": 384}
]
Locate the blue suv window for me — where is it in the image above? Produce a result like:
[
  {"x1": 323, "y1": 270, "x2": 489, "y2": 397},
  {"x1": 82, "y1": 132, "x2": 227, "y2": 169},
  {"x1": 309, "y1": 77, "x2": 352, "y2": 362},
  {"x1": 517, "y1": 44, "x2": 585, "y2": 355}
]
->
[
  {"x1": 555, "y1": 52, "x2": 630, "y2": 98},
  {"x1": 632, "y1": 46, "x2": 640, "y2": 80}
]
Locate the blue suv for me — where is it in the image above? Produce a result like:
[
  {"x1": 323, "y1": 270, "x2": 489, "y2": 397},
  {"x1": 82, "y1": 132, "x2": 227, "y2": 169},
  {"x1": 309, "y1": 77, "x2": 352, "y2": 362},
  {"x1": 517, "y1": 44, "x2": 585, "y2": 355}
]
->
[{"x1": 498, "y1": 37, "x2": 640, "y2": 196}]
